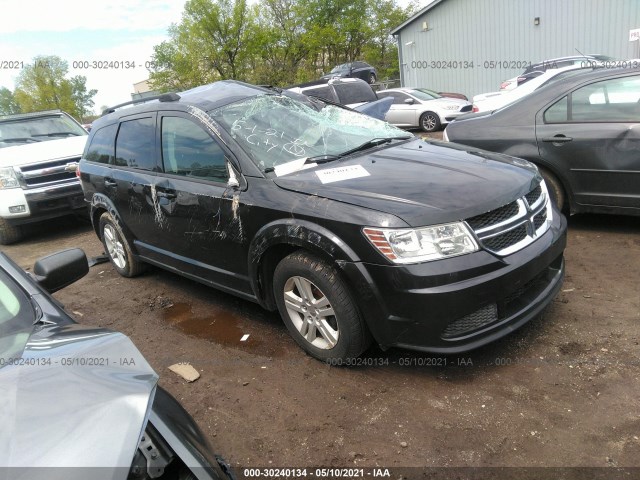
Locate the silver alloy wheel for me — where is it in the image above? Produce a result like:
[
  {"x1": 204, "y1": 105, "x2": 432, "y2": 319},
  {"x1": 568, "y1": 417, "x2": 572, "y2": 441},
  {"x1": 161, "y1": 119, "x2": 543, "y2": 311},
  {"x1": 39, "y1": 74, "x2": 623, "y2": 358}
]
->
[
  {"x1": 422, "y1": 113, "x2": 437, "y2": 131},
  {"x1": 103, "y1": 224, "x2": 127, "y2": 269},
  {"x1": 283, "y1": 276, "x2": 339, "y2": 349}
]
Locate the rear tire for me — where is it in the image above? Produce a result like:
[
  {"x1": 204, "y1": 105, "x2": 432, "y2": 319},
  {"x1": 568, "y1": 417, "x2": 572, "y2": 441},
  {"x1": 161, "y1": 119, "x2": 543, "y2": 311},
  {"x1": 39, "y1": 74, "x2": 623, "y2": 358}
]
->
[
  {"x1": 0, "y1": 217, "x2": 23, "y2": 245},
  {"x1": 99, "y1": 212, "x2": 144, "y2": 277},
  {"x1": 539, "y1": 167, "x2": 566, "y2": 213},
  {"x1": 273, "y1": 251, "x2": 371, "y2": 362},
  {"x1": 420, "y1": 111, "x2": 441, "y2": 132}
]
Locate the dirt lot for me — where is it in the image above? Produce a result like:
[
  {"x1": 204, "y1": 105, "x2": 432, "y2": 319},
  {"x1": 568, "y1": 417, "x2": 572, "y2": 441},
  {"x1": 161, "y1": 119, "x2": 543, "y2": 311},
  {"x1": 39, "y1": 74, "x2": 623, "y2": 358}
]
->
[{"x1": 4, "y1": 209, "x2": 640, "y2": 477}]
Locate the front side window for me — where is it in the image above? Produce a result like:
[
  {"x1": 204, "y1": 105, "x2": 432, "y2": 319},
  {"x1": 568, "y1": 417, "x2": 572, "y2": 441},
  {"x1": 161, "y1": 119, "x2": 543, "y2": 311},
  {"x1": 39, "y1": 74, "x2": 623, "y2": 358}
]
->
[
  {"x1": 0, "y1": 270, "x2": 34, "y2": 368},
  {"x1": 161, "y1": 116, "x2": 228, "y2": 183},
  {"x1": 545, "y1": 75, "x2": 640, "y2": 123},
  {"x1": 115, "y1": 117, "x2": 156, "y2": 170},
  {"x1": 378, "y1": 92, "x2": 412, "y2": 104},
  {"x1": 85, "y1": 124, "x2": 117, "y2": 164}
]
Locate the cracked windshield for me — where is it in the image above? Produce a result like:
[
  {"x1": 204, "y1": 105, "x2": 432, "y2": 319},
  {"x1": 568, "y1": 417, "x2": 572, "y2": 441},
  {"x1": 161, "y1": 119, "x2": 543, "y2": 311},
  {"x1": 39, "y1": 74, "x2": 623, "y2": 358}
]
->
[{"x1": 212, "y1": 95, "x2": 412, "y2": 173}]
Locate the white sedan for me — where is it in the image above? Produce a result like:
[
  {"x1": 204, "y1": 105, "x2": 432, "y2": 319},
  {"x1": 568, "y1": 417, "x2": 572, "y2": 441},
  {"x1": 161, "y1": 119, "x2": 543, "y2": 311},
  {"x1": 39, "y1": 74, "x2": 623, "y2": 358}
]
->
[
  {"x1": 377, "y1": 88, "x2": 472, "y2": 132},
  {"x1": 472, "y1": 64, "x2": 589, "y2": 112}
]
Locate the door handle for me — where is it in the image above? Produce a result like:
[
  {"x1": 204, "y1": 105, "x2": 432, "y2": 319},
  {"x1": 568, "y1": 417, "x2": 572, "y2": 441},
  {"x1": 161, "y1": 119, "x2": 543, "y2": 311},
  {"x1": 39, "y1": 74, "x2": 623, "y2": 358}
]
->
[
  {"x1": 542, "y1": 135, "x2": 573, "y2": 143},
  {"x1": 156, "y1": 191, "x2": 176, "y2": 199},
  {"x1": 104, "y1": 178, "x2": 117, "y2": 187}
]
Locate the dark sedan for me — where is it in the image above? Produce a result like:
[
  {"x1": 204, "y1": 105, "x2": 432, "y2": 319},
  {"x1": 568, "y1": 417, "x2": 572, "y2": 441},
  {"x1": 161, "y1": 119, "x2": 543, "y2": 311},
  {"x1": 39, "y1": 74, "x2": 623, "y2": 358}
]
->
[
  {"x1": 321, "y1": 61, "x2": 377, "y2": 84},
  {"x1": 445, "y1": 66, "x2": 640, "y2": 215}
]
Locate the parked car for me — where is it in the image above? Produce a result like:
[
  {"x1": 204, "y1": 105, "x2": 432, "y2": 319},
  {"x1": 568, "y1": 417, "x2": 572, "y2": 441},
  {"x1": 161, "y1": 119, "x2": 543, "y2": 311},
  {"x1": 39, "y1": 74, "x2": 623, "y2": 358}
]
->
[
  {"x1": 0, "y1": 248, "x2": 232, "y2": 479},
  {"x1": 472, "y1": 64, "x2": 592, "y2": 112},
  {"x1": 377, "y1": 87, "x2": 472, "y2": 132},
  {"x1": 79, "y1": 80, "x2": 566, "y2": 362},
  {"x1": 0, "y1": 110, "x2": 88, "y2": 244},
  {"x1": 321, "y1": 61, "x2": 377, "y2": 84},
  {"x1": 287, "y1": 77, "x2": 378, "y2": 108},
  {"x1": 445, "y1": 66, "x2": 640, "y2": 215},
  {"x1": 499, "y1": 54, "x2": 614, "y2": 90}
]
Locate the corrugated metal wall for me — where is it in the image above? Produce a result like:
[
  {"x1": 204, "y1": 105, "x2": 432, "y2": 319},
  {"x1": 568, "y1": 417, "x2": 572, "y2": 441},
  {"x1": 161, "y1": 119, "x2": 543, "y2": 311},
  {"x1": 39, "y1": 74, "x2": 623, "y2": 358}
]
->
[{"x1": 396, "y1": 0, "x2": 640, "y2": 98}]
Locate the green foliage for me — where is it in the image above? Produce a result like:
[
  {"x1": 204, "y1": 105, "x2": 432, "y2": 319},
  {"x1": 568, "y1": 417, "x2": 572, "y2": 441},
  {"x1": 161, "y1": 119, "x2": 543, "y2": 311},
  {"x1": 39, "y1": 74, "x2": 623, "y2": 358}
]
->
[
  {"x1": 0, "y1": 87, "x2": 21, "y2": 115},
  {"x1": 8, "y1": 55, "x2": 97, "y2": 122},
  {"x1": 149, "y1": 0, "x2": 415, "y2": 91}
]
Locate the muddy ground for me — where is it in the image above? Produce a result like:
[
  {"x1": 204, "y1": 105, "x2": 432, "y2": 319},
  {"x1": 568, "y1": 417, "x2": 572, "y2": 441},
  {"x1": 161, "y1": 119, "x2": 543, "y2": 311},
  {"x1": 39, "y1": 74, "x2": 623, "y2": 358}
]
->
[{"x1": 4, "y1": 196, "x2": 640, "y2": 477}]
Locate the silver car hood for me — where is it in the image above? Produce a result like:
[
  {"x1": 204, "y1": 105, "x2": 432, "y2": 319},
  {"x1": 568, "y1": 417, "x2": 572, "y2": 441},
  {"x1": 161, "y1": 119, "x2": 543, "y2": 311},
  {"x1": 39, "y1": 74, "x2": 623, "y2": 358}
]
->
[{"x1": 0, "y1": 323, "x2": 158, "y2": 479}]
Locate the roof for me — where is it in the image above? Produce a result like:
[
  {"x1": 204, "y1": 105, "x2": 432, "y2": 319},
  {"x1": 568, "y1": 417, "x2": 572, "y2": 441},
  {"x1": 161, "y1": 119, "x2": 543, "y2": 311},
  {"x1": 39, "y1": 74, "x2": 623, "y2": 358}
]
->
[{"x1": 390, "y1": 0, "x2": 447, "y2": 35}]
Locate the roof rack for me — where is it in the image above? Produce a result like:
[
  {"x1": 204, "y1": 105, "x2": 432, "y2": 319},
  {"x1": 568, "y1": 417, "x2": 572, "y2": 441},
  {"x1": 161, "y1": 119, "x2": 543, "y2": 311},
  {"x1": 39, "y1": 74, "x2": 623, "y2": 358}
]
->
[{"x1": 102, "y1": 92, "x2": 181, "y2": 116}]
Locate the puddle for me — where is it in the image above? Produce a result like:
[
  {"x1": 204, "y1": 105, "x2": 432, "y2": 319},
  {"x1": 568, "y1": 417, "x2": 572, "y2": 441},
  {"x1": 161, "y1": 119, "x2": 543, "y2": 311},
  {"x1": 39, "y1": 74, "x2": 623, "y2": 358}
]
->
[{"x1": 162, "y1": 302, "x2": 287, "y2": 357}]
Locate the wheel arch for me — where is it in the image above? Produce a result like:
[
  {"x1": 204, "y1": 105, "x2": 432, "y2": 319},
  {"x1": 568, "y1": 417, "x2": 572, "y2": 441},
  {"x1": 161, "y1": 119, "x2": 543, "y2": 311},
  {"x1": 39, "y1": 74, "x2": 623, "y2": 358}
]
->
[
  {"x1": 89, "y1": 193, "x2": 134, "y2": 241},
  {"x1": 249, "y1": 219, "x2": 362, "y2": 310}
]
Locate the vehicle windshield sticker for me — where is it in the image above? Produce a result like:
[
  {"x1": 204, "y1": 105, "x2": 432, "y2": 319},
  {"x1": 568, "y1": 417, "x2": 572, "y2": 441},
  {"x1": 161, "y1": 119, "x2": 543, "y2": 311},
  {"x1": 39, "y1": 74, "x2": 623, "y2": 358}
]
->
[
  {"x1": 316, "y1": 165, "x2": 370, "y2": 184},
  {"x1": 274, "y1": 158, "x2": 318, "y2": 177}
]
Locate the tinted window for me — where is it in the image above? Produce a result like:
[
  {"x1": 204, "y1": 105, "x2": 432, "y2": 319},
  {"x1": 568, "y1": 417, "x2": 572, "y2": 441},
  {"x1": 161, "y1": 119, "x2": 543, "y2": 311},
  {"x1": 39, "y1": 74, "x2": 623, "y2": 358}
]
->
[
  {"x1": 378, "y1": 91, "x2": 412, "y2": 104},
  {"x1": 84, "y1": 124, "x2": 117, "y2": 164},
  {"x1": 115, "y1": 117, "x2": 156, "y2": 170},
  {"x1": 333, "y1": 83, "x2": 377, "y2": 104},
  {"x1": 546, "y1": 75, "x2": 640, "y2": 123},
  {"x1": 305, "y1": 86, "x2": 335, "y2": 102},
  {"x1": 161, "y1": 116, "x2": 228, "y2": 183}
]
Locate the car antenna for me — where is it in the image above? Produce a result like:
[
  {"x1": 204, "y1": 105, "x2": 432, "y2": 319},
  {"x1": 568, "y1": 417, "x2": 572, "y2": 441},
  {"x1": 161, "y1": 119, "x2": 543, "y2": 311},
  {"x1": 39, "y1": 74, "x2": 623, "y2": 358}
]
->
[{"x1": 574, "y1": 48, "x2": 587, "y2": 59}]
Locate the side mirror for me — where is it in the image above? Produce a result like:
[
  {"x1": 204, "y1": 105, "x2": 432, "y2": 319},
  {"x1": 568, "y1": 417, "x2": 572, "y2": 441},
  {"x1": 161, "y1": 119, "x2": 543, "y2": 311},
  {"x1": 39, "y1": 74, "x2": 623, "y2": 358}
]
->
[
  {"x1": 404, "y1": 98, "x2": 415, "y2": 105},
  {"x1": 33, "y1": 249, "x2": 89, "y2": 293}
]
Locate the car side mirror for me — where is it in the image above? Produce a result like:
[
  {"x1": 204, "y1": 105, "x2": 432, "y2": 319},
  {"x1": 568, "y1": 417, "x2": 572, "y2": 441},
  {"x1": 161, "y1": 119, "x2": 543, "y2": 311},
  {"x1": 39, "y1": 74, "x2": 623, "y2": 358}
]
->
[
  {"x1": 33, "y1": 248, "x2": 89, "y2": 294},
  {"x1": 404, "y1": 98, "x2": 415, "y2": 105}
]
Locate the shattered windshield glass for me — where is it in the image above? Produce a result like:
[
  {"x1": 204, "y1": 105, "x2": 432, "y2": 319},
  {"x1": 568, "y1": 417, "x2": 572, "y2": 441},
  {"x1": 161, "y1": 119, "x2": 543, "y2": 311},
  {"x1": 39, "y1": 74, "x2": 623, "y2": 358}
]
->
[{"x1": 211, "y1": 94, "x2": 412, "y2": 173}]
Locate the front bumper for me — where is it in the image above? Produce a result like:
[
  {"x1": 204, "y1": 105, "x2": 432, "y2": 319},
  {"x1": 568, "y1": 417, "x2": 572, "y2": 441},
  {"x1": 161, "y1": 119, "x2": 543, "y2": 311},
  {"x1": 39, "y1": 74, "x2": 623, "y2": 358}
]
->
[
  {"x1": 341, "y1": 210, "x2": 567, "y2": 353},
  {"x1": 2, "y1": 182, "x2": 86, "y2": 226}
]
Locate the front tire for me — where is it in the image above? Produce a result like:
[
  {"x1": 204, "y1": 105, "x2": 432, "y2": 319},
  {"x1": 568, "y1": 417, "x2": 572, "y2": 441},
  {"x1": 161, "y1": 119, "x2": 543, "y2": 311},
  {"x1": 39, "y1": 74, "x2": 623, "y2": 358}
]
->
[
  {"x1": 0, "y1": 217, "x2": 23, "y2": 245},
  {"x1": 99, "y1": 212, "x2": 144, "y2": 277},
  {"x1": 420, "y1": 111, "x2": 441, "y2": 132},
  {"x1": 273, "y1": 252, "x2": 371, "y2": 362}
]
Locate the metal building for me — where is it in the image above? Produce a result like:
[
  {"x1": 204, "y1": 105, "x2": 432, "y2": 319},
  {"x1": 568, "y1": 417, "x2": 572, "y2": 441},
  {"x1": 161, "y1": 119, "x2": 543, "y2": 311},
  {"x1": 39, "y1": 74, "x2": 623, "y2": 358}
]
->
[{"x1": 391, "y1": 0, "x2": 640, "y2": 98}]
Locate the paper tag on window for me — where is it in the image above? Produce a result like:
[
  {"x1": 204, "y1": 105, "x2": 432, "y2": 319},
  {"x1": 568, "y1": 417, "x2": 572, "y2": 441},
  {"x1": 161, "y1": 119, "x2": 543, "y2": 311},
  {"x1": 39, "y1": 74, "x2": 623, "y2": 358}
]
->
[{"x1": 315, "y1": 165, "x2": 370, "y2": 184}]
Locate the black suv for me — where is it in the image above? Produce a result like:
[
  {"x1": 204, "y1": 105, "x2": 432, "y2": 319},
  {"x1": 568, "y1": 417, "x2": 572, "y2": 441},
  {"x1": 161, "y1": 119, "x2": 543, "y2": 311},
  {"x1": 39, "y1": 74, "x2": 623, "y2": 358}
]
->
[
  {"x1": 79, "y1": 81, "x2": 567, "y2": 361},
  {"x1": 321, "y1": 61, "x2": 377, "y2": 84}
]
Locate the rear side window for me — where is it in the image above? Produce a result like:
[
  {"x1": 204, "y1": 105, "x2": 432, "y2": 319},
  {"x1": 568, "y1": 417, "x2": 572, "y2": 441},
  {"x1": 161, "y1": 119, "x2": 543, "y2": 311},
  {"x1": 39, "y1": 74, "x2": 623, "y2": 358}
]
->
[
  {"x1": 378, "y1": 91, "x2": 411, "y2": 105},
  {"x1": 333, "y1": 83, "x2": 377, "y2": 104},
  {"x1": 115, "y1": 117, "x2": 156, "y2": 171},
  {"x1": 161, "y1": 116, "x2": 228, "y2": 183},
  {"x1": 545, "y1": 75, "x2": 640, "y2": 123},
  {"x1": 84, "y1": 124, "x2": 116, "y2": 164},
  {"x1": 305, "y1": 86, "x2": 335, "y2": 102}
]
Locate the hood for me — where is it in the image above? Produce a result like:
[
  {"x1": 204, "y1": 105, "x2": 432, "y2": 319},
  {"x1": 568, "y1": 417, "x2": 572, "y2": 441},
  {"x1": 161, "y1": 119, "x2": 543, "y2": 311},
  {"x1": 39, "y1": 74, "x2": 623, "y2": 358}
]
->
[
  {"x1": 273, "y1": 139, "x2": 539, "y2": 226},
  {"x1": 0, "y1": 135, "x2": 87, "y2": 167},
  {"x1": 0, "y1": 323, "x2": 157, "y2": 476}
]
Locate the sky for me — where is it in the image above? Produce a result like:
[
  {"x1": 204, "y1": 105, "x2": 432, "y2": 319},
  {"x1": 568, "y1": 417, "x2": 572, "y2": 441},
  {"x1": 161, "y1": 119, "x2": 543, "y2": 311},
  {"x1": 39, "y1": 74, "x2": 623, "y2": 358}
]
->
[{"x1": 0, "y1": 0, "x2": 429, "y2": 115}]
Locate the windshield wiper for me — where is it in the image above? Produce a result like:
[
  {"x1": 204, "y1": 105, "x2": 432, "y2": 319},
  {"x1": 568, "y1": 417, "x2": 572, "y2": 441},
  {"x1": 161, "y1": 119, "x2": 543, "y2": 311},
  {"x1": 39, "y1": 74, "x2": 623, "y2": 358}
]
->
[
  {"x1": 303, "y1": 154, "x2": 340, "y2": 165},
  {"x1": 32, "y1": 132, "x2": 81, "y2": 137},
  {"x1": 0, "y1": 137, "x2": 42, "y2": 144},
  {"x1": 337, "y1": 136, "x2": 411, "y2": 158}
]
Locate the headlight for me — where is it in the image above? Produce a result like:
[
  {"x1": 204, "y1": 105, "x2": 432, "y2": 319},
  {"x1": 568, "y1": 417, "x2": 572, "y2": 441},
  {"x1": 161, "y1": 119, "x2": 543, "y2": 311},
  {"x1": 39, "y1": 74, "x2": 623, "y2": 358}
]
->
[
  {"x1": 363, "y1": 222, "x2": 479, "y2": 264},
  {"x1": 443, "y1": 105, "x2": 459, "y2": 110},
  {"x1": 0, "y1": 167, "x2": 20, "y2": 189}
]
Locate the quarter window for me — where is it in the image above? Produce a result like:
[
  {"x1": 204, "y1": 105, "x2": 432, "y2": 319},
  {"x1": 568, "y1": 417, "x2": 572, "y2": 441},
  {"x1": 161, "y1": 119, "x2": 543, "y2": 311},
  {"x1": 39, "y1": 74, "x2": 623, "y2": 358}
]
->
[
  {"x1": 115, "y1": 117, "x2": 156, "y2": 170},
  {"x1": 84, "y1": 124, "x2": 116, "y2": 164},
  {"x1": 161, "y1": 116, "x2": 229, "y2": 182}
]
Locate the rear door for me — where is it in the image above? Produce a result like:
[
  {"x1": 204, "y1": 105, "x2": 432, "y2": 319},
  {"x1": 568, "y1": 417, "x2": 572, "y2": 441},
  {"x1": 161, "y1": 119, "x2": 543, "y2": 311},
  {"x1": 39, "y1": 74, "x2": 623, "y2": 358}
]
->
[
  {"x1": 536, "y1": 73, "x2": 640, "y2": 210},
  {"x1": 377, "y1": 91, "x2": 418, "y2": 126},
  {"x1": 111, "y1": 113, "x2": 159, "y2": 243}
]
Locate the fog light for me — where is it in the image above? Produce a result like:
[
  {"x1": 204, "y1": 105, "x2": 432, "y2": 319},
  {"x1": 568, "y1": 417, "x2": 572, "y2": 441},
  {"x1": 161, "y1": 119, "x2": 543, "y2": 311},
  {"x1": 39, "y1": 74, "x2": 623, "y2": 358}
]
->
[{"x1": 9, "y1": 205, "x2": 26, "y2": 213}]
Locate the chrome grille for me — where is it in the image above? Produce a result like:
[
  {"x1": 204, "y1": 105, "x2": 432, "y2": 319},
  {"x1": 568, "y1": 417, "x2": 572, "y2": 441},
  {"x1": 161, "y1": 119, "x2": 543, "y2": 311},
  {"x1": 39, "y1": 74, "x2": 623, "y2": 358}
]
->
[
  {"x1": 466, "y1": 181, "x2": 552, "y2": 256},
  {"x1": 17, "y1": 157, "x2": 80, "y2": 188}
]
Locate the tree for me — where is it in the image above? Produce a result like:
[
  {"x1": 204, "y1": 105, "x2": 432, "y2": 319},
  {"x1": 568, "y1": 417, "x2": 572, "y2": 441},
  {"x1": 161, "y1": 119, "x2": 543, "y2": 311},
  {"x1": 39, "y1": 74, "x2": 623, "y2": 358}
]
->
[
  {"x1": 0, "y1": 87, "x2": 21, "y2": 115},
  {"x1": 12, "y1": 55, "x2": 97, "y2": 121}
]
